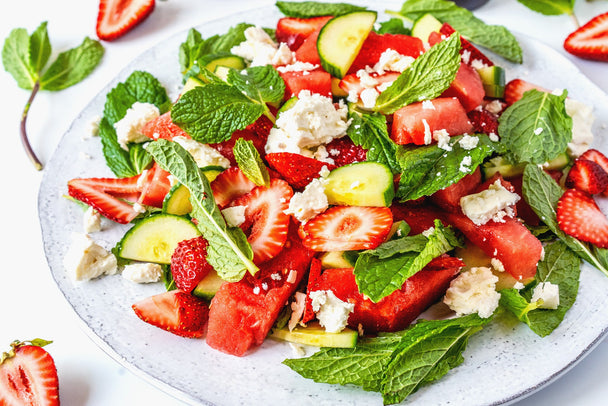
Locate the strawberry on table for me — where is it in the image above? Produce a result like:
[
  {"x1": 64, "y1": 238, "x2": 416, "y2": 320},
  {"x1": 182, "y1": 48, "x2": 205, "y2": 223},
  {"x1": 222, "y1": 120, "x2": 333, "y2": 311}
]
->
[
  {"x1": 96, "y1": 0, "x2": 156, "y2": 41},
  {"x1": 230, "y1": 179, "x2": 293, "y2": 264},
  {"x1": 298, "y1": 206, "x2": 393, "y2": 251},
  {"x1": 564, "y1": 11, "x2": 608, "y2": 62},
  {"x1": 0, "y1": 340, "x2": 59, "y2": 406},
  {"x1": 171, "y1": 236, "x2": 214, "y2": 293},
  {"x1": 132, "y1": 290, "x2": 209, "y2": 338},
  {"x1": 557, "y1": 188, "x2": 608, "y2": 248},
  {"x1": 565, "y1": 158, "x2": 608, "y2": 195},
  {"x1": 266, "y1": 152, "x2": 336, "y2": 189}
]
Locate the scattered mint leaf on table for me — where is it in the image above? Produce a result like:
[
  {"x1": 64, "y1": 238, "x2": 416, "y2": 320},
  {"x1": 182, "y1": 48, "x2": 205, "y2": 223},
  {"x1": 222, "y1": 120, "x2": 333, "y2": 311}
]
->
[
  {"x1": 275, "y1": 1, "x2": 367, "y2": 17},
  {"x1": 100, "y1": 70, "x2": 171, "y2": 178},
  {"x1": 283, "y1": 315, "x2": 490, "y2": 404},
  {"x1": 498, "y1": 89, "x2": 572, "y2": 165},
  {"x1": 516, "y1": 0, "x2": 575, "y2": 16},
  {"x1": 500, "y1": 240, "x2": 580, "y2": 337},
  {"x1": 2, "y1": 22, "x2": 103, "y2": 170},
  {"x1": 396, "y1": 135, "x2": 496, "y2": 202},
  {"x1": 146, "y1": 139, "x2": 257, "y2": 282},
  {"x1": 233, "y1": 138, "x2": 270, "y2": 187},
  {"x1": 395, "y1": 0, "x2": 523, "y2": 63},
  {"x1": 522, "y1": 164, "x2": 608, "y2": 277},
  {"x1": 374, "y1": 33, "x2": 461, "y2": 115}
]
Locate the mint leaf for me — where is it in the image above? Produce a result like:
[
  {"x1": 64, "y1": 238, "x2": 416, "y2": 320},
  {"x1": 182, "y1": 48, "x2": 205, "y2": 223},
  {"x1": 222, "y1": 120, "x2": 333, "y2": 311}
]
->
[
  {"x1": 233, "y1": 138, "x2": 270, "y2": 187},
  {"x1": 29, "y1": 22, "x2": 51, "y2": 77},
  {"x1": 396, "y1": 135, "x2": 496, "y2": 201},
  {"x1": 100, "y1": 70, "x2": 171, "y2": 177},
  {"x1": 498, "y1": 89, "x2": 572, "y2": 165},
  {"x1": 500, "y1": 240, "x2": 580, "y2": 337},
  {"x1": 2, "y1": 27, "x2": 37, "y2": 89},
  {"x1": 129, "y1": 143, "x2": 153, "y2": 174},
  {"x1": 516, "y1": 0, "x2": 575, "y2": 16},
  {"x1": 146, "y1": 139, "x2": 257, "y2": 281},
  {"x1": 275, "y1": 1, "x2": 366, "y2": 17},
  {"x1": 227, "y1": 65, "x2": 285, "y2": 105},
  {"x1": 375, "y1": 33, "x2": 461, "y2": 114},
  {"x1": 397, "y1": 0, "x2": 522, "y2": 63},
  {"x1": 347, "y1": 107, "x2": 400, "y2": 174},
  {"x1": 354, "y1": 220, "x2": 461, "y2": 302},
  {"x1": 40, "y1": 37, "x2": 104, "y2": 91},
  {"x1": 171, "y1": 83, "x2": 264, "y2": 143},
  {"x1": 522, "y1": 164, "x2": 608, "y2": 277},
  {"x1": 376, "y1": 18, "x2": 410, "y2": 35}
]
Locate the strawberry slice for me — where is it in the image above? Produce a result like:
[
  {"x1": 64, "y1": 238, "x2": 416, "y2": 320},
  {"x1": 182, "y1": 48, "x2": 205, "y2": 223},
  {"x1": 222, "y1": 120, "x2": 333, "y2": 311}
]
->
[
  {"x1": 210, "y1": 129, "x2": 266, "y2": 167},
  {"x1": 467, "y1": 108, "x2": 499, "y2": 135},
  {"x1": 565, "y1": 158, "x2": 608, "y2": 195},
  {"x1": 580, "y1": 148, "x2": 608, "y2": 174},
  {"x1": 439, "y1": 23, "x2": 494, "y2": 67},
  {"x1": 266, "y1": 152, "x2": 336, "y2": 189},
  {"x1": 211, "y1": 166, "x2": 256, "y2": 209},
  {"x1": 302, "y1": 257, "x2": 323, "y2": 324},
  {"x1": 132, "y1": 290, "x2": 209, "y2": 338},
  {"x1": 0, "y1": 342, "x2": 59, "y2": 406},
  {"x1": 338, "y1": 71, "x2": 400, "y2": 98},
  {"x1": 298, "y1": 206, "x2": 393, "y2": 251},
  {"x1": 171, "y1": 236, "x2": 214, "y2": 293},
  {"x1": 137, "y1": 163, "x2": 172, "y2": 208},
  {"x1": 96, "y1": 0, "x2": 155, "y2": 41},
  {"x1": 230, "y1": 179, "x2": 294, "y2": 264},
  {"x1": 324, "y1": 137, "x2": 367, "y2": 167},
  {"x1": 503, "y1": 79, "x2": 547, "y2": 106},
  {"x1": 557, "y1": 188, "x2": 608, "y2": 248},
  {"x1": 276, "y1": 16, "x2": 333, "y2": 51},
  {"x1": 68, "y1": 176, "x2": 143, "y2": 224},
  {"x1": 141, "y1": 111, "x2": 190, "y2": 141},
  {"x1": 564, "y1": 11, "x2": 608, "y2": 62}
]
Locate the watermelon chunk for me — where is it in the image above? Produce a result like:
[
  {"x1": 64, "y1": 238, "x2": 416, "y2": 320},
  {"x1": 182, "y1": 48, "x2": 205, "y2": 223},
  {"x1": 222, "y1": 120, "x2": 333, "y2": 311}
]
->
[
  {"x1": 279, "y1": 69, "x2": 332, "y2": 99},
  {"x1": 137, "y1": 163, "x2": 172, "y2": 208},
  {"x1": 430, "y1": 168, "x2": 482, "y2": 212},
  {"x1": 294, "y1": 27, "x2": 323, "y2": 65},
  {"x1": 390, "y1": 202, "x2": 443, "y2": 235},
  {"x1": 391, "y1": 97, "x2": 473, "y2": 145},
  {"x1": 348, "y1": 32, "x2": 425, "y2": 74},
  {"x1": 312, "y1": 255, "x2": 463, "y2": 333},
  {"x1": 276, "y1": 16, "x2": 333, "y2": 51},
  {"x1": 205, "y1": 224, "x2": 315, "y2": 356},
  {"x1": 210, "y1": 128, "x2": 266, "y2": 167},
  {"x1": 441, "y1": 63, "x2": 485, "y2": 112},
  {"x1": 141, "y1": 111, "x2": 190, "y2": 141}
]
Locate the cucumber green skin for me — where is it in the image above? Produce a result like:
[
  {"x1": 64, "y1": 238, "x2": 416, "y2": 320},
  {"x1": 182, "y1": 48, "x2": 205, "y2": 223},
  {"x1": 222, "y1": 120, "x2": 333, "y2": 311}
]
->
[
  {"x1": 320, "y1": 251, "x2": 355, "y2": 269},
  {"x1": 117, "y1": 214, "x2": 201, "y2": 264},
  {"x1": 270, "y1": 324, "x2": 358, "y2": 348},
  {"x1": 482, "y1": 154, "x2": 569, "y2": 180},
  {"x1": 483, "y1": 84, "x2": 505, "y2": 98},
  {"x1": 278, "y1": 96, "x2": 298, "y2": 114},
  {"x1": 162, "y1": 166, "x2": 224, "y2": 215},
  {"x1": 200, "y1": 53, "x2": 246, "y2": 72},
  {"x1": 192, "y1": 268, "x2": 224, "y2": 300},
  {"x1": 411, "y1": 13, "x2": 443, "y2": 42},
  {"x1": 477, "y1": 66, "x2": 505, "y2": 98},
  {"x1": 181, "y1": 76, "x2": 205, "y2": 94},
  {"x1": 317, "y1": 11, "x2": 377, "y2": 79},
  {"x1": 325, "y1": 161, "x2": 395, "y2": 207}
]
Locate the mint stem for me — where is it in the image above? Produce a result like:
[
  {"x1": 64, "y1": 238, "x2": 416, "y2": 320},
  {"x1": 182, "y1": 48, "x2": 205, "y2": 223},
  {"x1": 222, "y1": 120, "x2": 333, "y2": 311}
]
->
[
  {"x1": 20, "y1": 81, "x2": 43, "y2": 171},
  {"x1": 571, "y1": 12, "x2": 580, "y2": 29}
]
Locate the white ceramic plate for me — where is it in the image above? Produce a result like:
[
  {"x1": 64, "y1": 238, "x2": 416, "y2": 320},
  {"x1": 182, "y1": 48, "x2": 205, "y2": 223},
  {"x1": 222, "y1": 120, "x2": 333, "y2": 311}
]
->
[{"x1": 38, "y1": 2, "x2": 608, "y2": 405}]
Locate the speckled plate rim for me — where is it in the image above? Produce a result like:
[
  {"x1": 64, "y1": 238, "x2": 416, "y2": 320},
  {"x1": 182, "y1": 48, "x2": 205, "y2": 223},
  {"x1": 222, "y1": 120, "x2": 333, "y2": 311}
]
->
[{"x1": 38, "y1": 2, "x2": 608, "y2": 406}]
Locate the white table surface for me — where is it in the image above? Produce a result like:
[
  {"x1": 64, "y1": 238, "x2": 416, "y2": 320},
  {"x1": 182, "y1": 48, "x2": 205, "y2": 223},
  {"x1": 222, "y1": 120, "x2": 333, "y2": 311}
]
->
[{"x1": 1, "y1": 0, "x2": 607, "y2": 405}]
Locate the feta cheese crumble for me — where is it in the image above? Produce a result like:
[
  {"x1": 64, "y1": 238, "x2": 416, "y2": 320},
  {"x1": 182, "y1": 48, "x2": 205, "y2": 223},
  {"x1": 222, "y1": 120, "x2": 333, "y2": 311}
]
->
[
  {"x1": 230, "y1": 26, "x2": 294, "y2": 67},
  {"x1": 221, "y1": 205, "x2": 247, "y2": 227},
  {"x1": 565, "y1": 98, "x2": 595, "y2": 157},
  {"x1": 83, "y1": 206, "x2": 101, "y2": 233},
  {"x1": 172, "y1": 136, "x2": 230, "y2": 169},
  {"x1": 284, "y1": 177, "x2": 328, "y2": 222},
  {"x1": 458, "y1": 134, "x2": 479, "y2": 150},
  {"x1": 460, "y1": 180, "x2": 521, "y2": 225},
  {"x1": 373, "y1": 48, "x2": 415, "y2": 74},
  {"x1": 309, "y1": 290, "x2": 354, "y2": 333},
  {"x1": 531, "y1": 282, "x2": 560, "y2": 309},
  {"x1": 265, "y1": 90, "x2": 350, "y2": 157},
  {"x1": 114, "y1": 102, "x2": 159, "y2": 151},
  {"x1": 63, "y1": 233, "x2": 117, "y2": 281},
  {"x1": 443, "y1": 266, "x2": 500, "y2": 318},
  {"x1": 122, "y1": 262, "x2": 163, "y2": 283}
]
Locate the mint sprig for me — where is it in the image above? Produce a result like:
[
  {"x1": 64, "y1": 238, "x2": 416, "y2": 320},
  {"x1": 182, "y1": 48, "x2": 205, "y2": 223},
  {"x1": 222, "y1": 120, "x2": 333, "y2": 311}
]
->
[
  {"x1": 498, "y1": 89, "x2": 572, "y2": 165},
  {"x1": 146, "y1": 139, "x2": 258, "y2": 282},
  {"x1": 227, "y1": 65, "x2": 285, "y2": 121},
  {"x1": 2, "y1": 22, "x2": 103, "y2": 170},
  {"x1": 374, "y1": 33, "x2": 461, "y2": 115},
  {"x1": 233, "y1": 138, "x2": 270, "y2": 187},
  {"x1": 283, "y1": 315, "x2": 490, "y2": 404}
]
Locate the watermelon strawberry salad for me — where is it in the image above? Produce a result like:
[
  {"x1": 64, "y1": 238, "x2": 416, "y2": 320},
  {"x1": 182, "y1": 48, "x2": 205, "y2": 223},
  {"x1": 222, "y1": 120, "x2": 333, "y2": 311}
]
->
[{"x1": 60, "y1": 0, "x2": 608, "y2": 404}]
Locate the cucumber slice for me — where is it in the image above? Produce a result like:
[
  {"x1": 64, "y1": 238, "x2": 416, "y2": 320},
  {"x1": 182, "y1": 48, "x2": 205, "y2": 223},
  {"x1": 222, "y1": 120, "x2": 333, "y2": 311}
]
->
[
  {"x1": 411, "y1": 13, "x2": 442, "y2": 42},
  {"x1": 117, "y1": 214, "x2": 201, "y2": 264},
  {"x1": 324, "y1": 161, "x2": 394, "y2": 207},
  {"x1": 482, "y1": 154, "x2": 569, "y2": 180},
  {"x1": 477, "y1": 66, "x2": 505, "y2": 98},
  {"x1": 271, "y1": 322, "x2": 358, "y2": 348},
  {"x1": 181, "y1": 76, "x2": 205, "y2": 95},
  {"x1": 278, "y1": 96, "x2": 298, "y2": 114},
  {"x1": 320, "y1": 251, "x2": 355, "y2": 269},
  {"x1": 162, "y1": 167, "x2": 224, "y2": 215},
  {"x1": 200, "y1": 53, "x2": 246, "y2": 73},
  {"x1": 331, "y1": 77, "x2": 348, "y2": 97},
  {"x1": 317, "y1": 11, "x2": 377, "y2": 79},
  {"x1": 214, "y1": 66, "x2": 231, "y2": 81},
  {"x1": 543, "y1": 153, "x2": 570, "y2": 170},
  {"x1": 192, "y1": 268, "x2": 224, "y2": 300}
]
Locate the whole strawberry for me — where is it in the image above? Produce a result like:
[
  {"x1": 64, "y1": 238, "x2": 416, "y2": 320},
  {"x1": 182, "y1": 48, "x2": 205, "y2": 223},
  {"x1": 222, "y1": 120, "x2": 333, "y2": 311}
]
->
[
  {"x1": 0, "y1": 339, "x2": 59, "y2": 406},
  {"x1": 171, "y1": 236, "x2": 214, "y2": 293}
]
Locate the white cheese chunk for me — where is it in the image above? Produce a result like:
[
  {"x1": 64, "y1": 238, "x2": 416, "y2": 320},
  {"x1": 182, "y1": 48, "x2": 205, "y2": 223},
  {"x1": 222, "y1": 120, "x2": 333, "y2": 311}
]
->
[
  {"x1": 443, "y1": 266, "x2": 500, "y2": 318},
  {"x1": 531, "y1": 282, "x2": 560, "y2": 309},
  {"x1": 309, "y1": 290, "x2": 354, "y2": 333},
  {"x1": 63, "y1": 233, "x2": 117, "y2": 281},
  {"x1": 172, "y1": 136, "x2": 230, "y2": 169},
  {"x1": 114, "y1": 102, "x2": 159, "y2": 151},
  {"x1": 122, "y1": 262, "x2": 163, "y2": 283},
  {"x1": 83, "y1": 206, "x2": 101, "y2": 233},
  {"x1": 221, "y1": 205, "x2": 247, "y2": 227},
  {"x1": 284, "y1": 177, "x2": 328, "y2": 222},
  {"x1": 565, "y1": 98, "x2": 594, "y2": 157},
  {"x1": 460, "y1": 180, "x2": 521, "y2": 225}
]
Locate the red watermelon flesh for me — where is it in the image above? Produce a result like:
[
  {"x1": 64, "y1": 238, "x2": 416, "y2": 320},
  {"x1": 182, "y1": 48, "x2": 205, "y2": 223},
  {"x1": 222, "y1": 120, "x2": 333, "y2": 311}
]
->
[
  {"x1": 391, "y1": 97, "x2": 473, "y2": 145},
  {"x1": 441, "y1": 62, "x2": 486, "y2": 112},
  {"x1": 312, "y1": 255, "x2": 463, "y2": 333},
  {"x1": 294, "y1": 27, "x2": 323, "y2": 65},
  {"x1": 430, "y1": 167, "x2": 482, "y2": 212},
  {"x1": 348, "y1": 32, "x2": 425, "y2": 74},
  {"x1": 390, "y1": 202, "x2": 444, "y2": 235},
  {"x1": 210, "y1": 128, "x2": 266, "y2": 167},
  {"x1": 279, "y1": 69, "x2": 332, "y2": 100},
  {"x1": 141, "y1": 111, "x2": 190, "y2": 141},
  {"x1": 205, "y1": 223, "x2": 315, "y2": 356}
]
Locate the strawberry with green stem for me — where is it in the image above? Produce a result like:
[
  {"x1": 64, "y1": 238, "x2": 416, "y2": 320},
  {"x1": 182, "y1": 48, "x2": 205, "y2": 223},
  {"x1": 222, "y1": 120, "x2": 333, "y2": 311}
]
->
[{"x1": 2, "y1": 22, "x2": 104, "y2": 170}]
